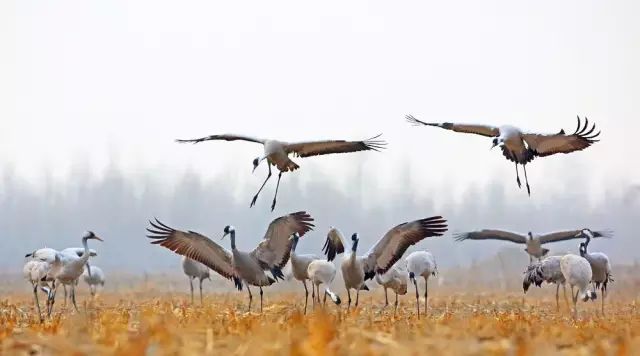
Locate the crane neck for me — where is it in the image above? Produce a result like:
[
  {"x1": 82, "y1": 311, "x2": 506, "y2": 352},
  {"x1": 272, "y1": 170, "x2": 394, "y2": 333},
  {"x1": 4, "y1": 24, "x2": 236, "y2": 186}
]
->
[
  {"x1": 229, "y1": 231, "x2": 236, "y2": 250},
  {"x1": 80, "y1": 236, "x2": 91, "y2": 264},
  {"x1": 351, "y1": 239, "x2": 359, "y2": 253},
  {"x1": 290, "y1": 237, "x2": 299, "y2": 253}
]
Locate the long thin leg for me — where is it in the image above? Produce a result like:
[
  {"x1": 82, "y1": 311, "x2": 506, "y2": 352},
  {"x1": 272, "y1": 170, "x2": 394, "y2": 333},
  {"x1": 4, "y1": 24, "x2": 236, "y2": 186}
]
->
[
  {"x1": 555, "y1": 284, "x2": 560, "y2": 311},
  {"x1": 199, "y1": 279, "x2": 204, "y2": 305},
  {"x1": 522, "y1": 164, "x2": 531, "y2": 196},
  {"x1": 424, "y1": 277, "x2": 429, "y2": 315},
  {"x1": 515, "y1": 162, "x2": 522, "y2": 188},
  {"x1": 259, "y1": 287, "x2": 264, "y2": 313},
  {"x1": 71, "y1": 284, "x2": 79, "y2": 312},
  {"x1": 251, "y1": 164, "x2": 272, "y2": 208},
  {"x1": 271, "y1": 171, "x2": 283, "y2": 212},
  {"x1": 246, "y1": 283, "x2": 252, "y2": 312},
  {"x1": 323, "y1": 285, "x2": 327, "y2": 305},
  {"x1": 394, "y1": 292, "x2": 399, "y2": 315},
  {"x1": 384, "y1": 288, "x2": 389, "y2": 307},
  {"x1": 355, "y1": 288, "x2": 360, "y2": 307},
  {"x1": 601, "y1": 286, "x2": 605, "y2": 316},
  {"x1": 347, "y1": 289, "x2": 352, "y2": 309},
  {"x1": 316, "y1": 285, "x2": 321, "y2": 303},
  {"x1": 572, "y1": 288, "x2": 579, "y2": 319},
  {"x1": 63, "y1": 284, "x2": 68, "y2": 307},
  {"x1": 563, "y1": 284, "x2": 569, "y2": 309},
  {"x1": 303, "y1": 280, "x2": 309, "y2": 314},
  {"x1": 48, "y1": 282, "x2": 58, "y2": 317},
  {"x1": 413, "y1": 279, "x2": 420, "y2": 319},
  {"x1": 189, "y1": 278, "x2": 194, "y2": 304},
  {"x1": 32, "y1": 284, "x2": 43, "y2": 323}
]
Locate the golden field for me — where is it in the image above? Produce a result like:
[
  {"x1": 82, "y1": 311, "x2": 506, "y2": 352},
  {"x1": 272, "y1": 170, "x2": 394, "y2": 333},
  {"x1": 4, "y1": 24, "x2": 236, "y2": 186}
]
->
[{"x1": 1, "y1": 287, "x2": 639, "y2": 356}]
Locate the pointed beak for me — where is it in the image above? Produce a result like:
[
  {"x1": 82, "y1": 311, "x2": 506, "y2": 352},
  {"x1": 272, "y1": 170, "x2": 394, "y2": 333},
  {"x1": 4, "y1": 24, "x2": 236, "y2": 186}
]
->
[
  {"x1": 490, "y1": 142, "x2": 497, "y2": 150},
  {"x1": 93, "y1": 236, "x2": 104, "y2": 242},
  {"x1": 221, "y1": 232, "x2": 228, "y2": 240}
]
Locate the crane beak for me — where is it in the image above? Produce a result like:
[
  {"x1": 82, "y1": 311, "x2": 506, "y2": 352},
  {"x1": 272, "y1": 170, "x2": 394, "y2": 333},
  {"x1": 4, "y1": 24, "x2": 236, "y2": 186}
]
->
[
  {"x1": 93, "y1": 236, "x2": 104, "y2": 242},
  {"x1": 221, "y1": 232, "x2": 228, "y2": 240}
]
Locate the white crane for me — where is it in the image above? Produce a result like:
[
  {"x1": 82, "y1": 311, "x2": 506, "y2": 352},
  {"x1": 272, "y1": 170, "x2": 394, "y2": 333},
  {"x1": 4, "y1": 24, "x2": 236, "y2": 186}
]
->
[
  {"x1": 176, "y1": 133, "x2": 386, "y2": 210},
  {"x1": 289, "y1": 228, "x2": 344, "y2": 314},
  {"x1": 59, "y1": 247, "x2": 98, "y2": 306},
  {"x1": 181, "y1": 256, "x2": 210, "y2": 304},
  {"x1": 406, "y1": 251, "x2": 438, "y2": 318},
  {"x1": 560, "y1": 254, "x2": 596, "y2": 318},
  {"x1": 407, "y1": 115, "x2": 601, "y2": 195},
  {"x1": 48, "y1": 231, "x2": 103, "y2": 314},
  {"x1": 82, "y1": 265, "x2": 105, "y2": 297},
  {"x1": 146, "y1": 211, "x2": 314, "y2": 312},
  {"x1": 23, "y1": 257, "x2": 57, "y2": 323},
  {"x1": 375, "y1": 263, "x2": 408, "y2": 313},
  {"x1": 522, "y1": 255, "x2": 568, "y2": 311},
  {"x1": 307, "y1": 260, "x2": 341, "y2": 308},
  {"x1": 579, "y1": 230, "x2": 613, "y2": 315},
  {"x1": 325, "y1": 216, "x2": 448, "y2": 308},
  {"x1": 454, "y1": 229, "x2": 611, "y2": 263}
]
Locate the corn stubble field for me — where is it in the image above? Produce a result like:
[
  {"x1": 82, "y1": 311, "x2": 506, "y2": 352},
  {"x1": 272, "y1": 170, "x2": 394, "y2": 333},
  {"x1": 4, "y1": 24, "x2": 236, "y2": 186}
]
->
[{"x1": 1, "y1": 287, "x2": 639, "y2": 356}]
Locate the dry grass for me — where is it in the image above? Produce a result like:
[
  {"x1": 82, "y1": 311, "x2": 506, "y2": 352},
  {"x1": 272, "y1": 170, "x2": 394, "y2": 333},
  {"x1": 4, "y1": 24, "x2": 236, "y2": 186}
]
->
[{"x1": 1, "y1": 289, "x2": 640, "y2": 356}]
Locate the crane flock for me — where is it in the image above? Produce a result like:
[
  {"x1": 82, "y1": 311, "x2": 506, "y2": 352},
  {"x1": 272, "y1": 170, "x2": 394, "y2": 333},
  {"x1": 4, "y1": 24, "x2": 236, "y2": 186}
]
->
[{"x1": 21, "y1": 115, "x2": 615, "y2": 321}]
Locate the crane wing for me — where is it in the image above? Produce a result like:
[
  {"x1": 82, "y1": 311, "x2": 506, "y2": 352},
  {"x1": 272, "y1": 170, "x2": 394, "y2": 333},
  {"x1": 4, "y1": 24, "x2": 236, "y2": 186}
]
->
[
  {"x1": 284, "y1": 134, "x2": 386, "y2": 158},
  {"x1": 454, "y1": 229, "x2": 527, "y2": 244},
  {"x1": 61, "y1": 247, "x2": 98, "y2": 258},
  {"x1": 522, "y1": 116, "x2": 600, "y2": 157},
  {"x1": 362, "y1": 216, "x2": 448, "y2": 279},
  {"x1": 322, "y1": 227, "x2": 346, "y2": 262},
  {"x1": 146, "y1": 219, "x2": 241, "y2": 288},
  {"x1": 251, "y1": 211, "x2": 315, "y2": 270},
  {"x1": 406, "y1": 115, "x2": 499, "y2": 137},
  {"x1": 175, "y1": 133, "x2": 265, "y2": 145},
  {"x1": 538, "y1": 229, "x2": 612, "y2": 244}
]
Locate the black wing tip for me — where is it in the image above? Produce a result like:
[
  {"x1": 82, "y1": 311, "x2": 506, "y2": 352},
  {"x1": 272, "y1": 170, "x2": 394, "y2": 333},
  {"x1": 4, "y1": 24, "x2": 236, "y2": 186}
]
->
[
  {"x1": 234, "y1": 277, "x2": 243, "y2": 291},
  {"x1": 364, "y1": 271, "x2": 375, "y2": 281},
  {"x1": 572, "y1": 116, "x2": 601, "y2": 142}
]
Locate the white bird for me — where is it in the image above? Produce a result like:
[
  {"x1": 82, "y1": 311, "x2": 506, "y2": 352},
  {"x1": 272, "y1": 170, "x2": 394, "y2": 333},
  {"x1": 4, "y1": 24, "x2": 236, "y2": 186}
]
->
[
  {"x1": 375, "y1": 263, "x2": 408, "y2": 313},
  {"x1": 82, "y1": 265, "x2": 105, "y2": 297},
  {"x1": 560, "y1": 254, "x2": 596, "y2": 318},
  {"x1": 289, "y1": 228, "x2": 344, "y2": 314},
  {"x1": 307, "y1": 260, "x2": 341, "y2": 307},
  {"x1": 181, "y1": 256, "x2": 210, "y2": 304},
  {"x1": 407, "y1": 115, "x2": 601, "y2": 195},
  {"x1": 454, "y1": 229, "x2": 611, "y2": 264},
  {"x1": 49, "y1": 231, "x2": 103, "y2": 313},
  {"x1": 406, "y1": 251, "x2": 438, "y2": 318},
  {"x1": 522, "y1": 255, "x2": 568, "y2": 311},
  {"x1": 325, "y1": 216, "x2": 448, "y2": 308},
  {"x1": 146, "y1": 211, "x2": 314, "y2": 312},
  {"x1": 59, "y1": 247, "x2": 98, "y2": 306},
  {"x1": 23, "y1": 258, "x2": 56, "y2": 323},
  {"x1": 579, "y1": 230, "x2": 613, "y2": 315},
  {"x1": 176, "y1": 133, "x2": 386, "y2": 210}
]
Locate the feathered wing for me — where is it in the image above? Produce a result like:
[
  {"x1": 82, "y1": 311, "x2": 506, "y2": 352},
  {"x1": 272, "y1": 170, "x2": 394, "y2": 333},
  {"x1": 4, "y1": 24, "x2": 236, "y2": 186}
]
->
[
  {"x1": 175, "y1": 133, "x2": 265, "y2": 144},
  {"x1": 284, "y1": 134, "x2": 386, "y2": 158},
  {"x1": 522, "y1": 116, "x2": 600, "y2": 157},
  {"x1": 146, "y1": 219, "x2": 242, "y2": 289},
  {"x1": 454, "y1": 229, "x2": 527, "y2": 244},
  {"x1": 362, "y1": 216, "x2": 448, "y2": 279},
  {"x1": 61, "y1": 247, "x2": 98, "y2": 258},
  {"x1": 406, "y1": 115, "x2": 499, "y2": 137},
  {"x1": 323, "y1": 228, "x2": 346, "y2": 262},
  {"x1": 538, "y1": 229, "x2": 612, "y2": 244},
  {"x1": 251, "y1": 211, "x2": 315, "y2": 271}
]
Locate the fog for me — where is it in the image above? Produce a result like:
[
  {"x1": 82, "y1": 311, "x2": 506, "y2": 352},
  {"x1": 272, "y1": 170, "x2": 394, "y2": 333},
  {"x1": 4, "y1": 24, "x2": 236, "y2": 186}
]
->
[{"x1": 1, "y1": 159, "x2": 637, "y2": 275}]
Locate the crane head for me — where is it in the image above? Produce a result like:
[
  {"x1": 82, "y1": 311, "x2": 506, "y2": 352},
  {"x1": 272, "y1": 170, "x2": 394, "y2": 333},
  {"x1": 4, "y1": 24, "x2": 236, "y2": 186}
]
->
[
  {"x1": 222, "y1": 225, "x2": 235, "y2": 239},
  {"x1": 83, "y1": 231, "x2": 103, "y2": 242},
  {"x1": 252, "y1": 157, "x2": 260, "y2": 173},
  {"x1": 490, "y1": 137, "x2": 504, "y2": 150}
]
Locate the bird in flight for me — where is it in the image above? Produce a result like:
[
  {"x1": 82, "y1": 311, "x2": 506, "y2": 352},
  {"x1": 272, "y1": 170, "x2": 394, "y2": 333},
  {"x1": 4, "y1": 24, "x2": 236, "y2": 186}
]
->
[
  {"x1": 176, "y1": 133, "x2": 386, "y2": 211},
  {"x1": 406, "y1": 115, "x2": 601, "y2": 195}
]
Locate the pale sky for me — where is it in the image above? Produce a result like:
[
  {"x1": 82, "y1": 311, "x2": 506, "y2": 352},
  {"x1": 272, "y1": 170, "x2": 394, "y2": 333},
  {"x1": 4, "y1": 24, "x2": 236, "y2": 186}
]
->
[{"x1": 1, "y1": 1, "x2": 639, "y2": 208}]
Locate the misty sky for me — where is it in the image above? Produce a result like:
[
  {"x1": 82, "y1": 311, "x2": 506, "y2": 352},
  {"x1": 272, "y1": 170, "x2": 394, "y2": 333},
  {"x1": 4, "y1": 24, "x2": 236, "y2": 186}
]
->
[{"x1": 1, "y1": 1, "x2": 639, "y2": 272}]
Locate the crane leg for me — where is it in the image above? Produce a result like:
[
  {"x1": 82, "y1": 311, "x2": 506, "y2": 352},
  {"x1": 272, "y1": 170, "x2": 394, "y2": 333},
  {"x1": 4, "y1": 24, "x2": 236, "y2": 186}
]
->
[
  {"x1": 424, "y1": 277, "x2": 429, "y2": 315},
  {"x1": 522, "y1": 164, "x2": 531, "y2": 196},
  {"x1": 323, "y1": 286, "x2": 327, "y2": 305},
  {"x1": 303, "y1": 280, "x2": 309, "y2": 314},
  {"x1": 347, "y1": 289, "x2": 352, "y2": 310},
  {"x1": 270, "y1": 171, "x2": 283, "y2": 212},
  {"x1": 572, "y1": 287, "x2": 579, "y2": 319},
  {"x1": 514, "y1": 162, "x2": 522, "y2": 188},
  {"x1": 562, "y1": 284, "x2": 569, "y2": 309},
  {"x1": 189, "y1": 278, "x2": 194, "y2": 304},
  {"x1": 71, "y1": 284, "x2": 79, "y2": 312},
  {"x1": 601, "y1": 285, "x2": 606, "y2": 316},
  {"x1": 63, "y1": 284, "x2": 68, "y2": 307},
  {"x1": 32, "y1": 284, "x2": 43, "y2": 323},
  {"x1": 384, "y1": 288, "x2": 389, "y2": 307},
  {"x1": 355, "y1": 289, "x2": 360, "y2": 307},
  {"x1": 394, "y1": 292, "x2": 399, "y2": 316},
  {"x1": 316, "y1": 284, "x2": 321, "y2": 303},
  {"x1": 246, "y1": 283, "x2": 253, "y2": 312},
  {"x1": 259, "y1": 287, "x2": 264, "y2": 313},
  {"x1": 413, "y1": 278, "x2": 420, "y2": 319},
  {"x1": 555, "y1": 284, "x2": 560, "y2": 312},
  {"x1": 250, "y1": 164, "x2": 272, "y2": 208},
  {"x1": 199, "y1": 279, "x2": 204, "y2": 305},
  {"x1": 48, "y1": 282, "x2": 58, "y2": 317}
]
